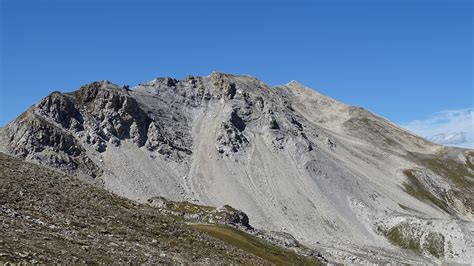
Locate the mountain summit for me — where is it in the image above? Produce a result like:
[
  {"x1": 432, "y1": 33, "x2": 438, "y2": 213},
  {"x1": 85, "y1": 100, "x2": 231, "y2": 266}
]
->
[{"x1": 1, "y1": 72, "x2": 473, "y2": 263}]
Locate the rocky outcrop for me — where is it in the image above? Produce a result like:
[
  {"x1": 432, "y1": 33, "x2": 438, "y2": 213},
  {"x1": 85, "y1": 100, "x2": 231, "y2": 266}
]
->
[
  {"x1": 147, "y1": 196, "x2": 251, "y2": 229},
  {"x1": 73, "y1": 82, "x2": 152, "y2": 148},
  {"x1": 2, "y1": 111, "x2": 101, "y2": 177},
  {"x1": 1, "y1": 81, "x2": 195, "y2": 176},
  {"x1": 37, "y1": 92, "x2": 84, "y2": 130},
  {"x1": 216, "y1": 110, "x2": 250, "y2": 157}
]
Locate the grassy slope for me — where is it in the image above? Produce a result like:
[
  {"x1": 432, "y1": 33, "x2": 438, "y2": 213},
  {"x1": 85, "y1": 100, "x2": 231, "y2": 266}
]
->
[
  {"x1": 194, "y1": 224, "x2": 320, "y2": 265},
  {"x1": 402, "y1": 150, "x2": 474, "y2": 216},
  {"x1": 386, "y1": 149, "x2": 473, "y2": 258}
]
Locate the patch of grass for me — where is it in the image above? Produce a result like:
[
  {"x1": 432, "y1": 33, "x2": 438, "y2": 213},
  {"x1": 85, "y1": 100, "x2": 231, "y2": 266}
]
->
[
  {"x1": 465, "y1": 151, "x2": 474, "y2": 169},
  {"x1": 386, "y1": 225, "x2": 446, "y2": 258},
  {"x1": 403, "y1": 151, "x2": 474, "y2": 216},
  {"x1": 193, "y1": 224, "x2": 319, "y2": 265},
  {"x1": 402, "y1": 170, "x2": 451, "y2": 214},
  {"x1": 171, "y1": 201, "x2": 215, "y2": 214},
  {"x1": 423, "y1": 232, "x2": 445, "y2": 258},
  {"x1": 408, "y1": 151, "x2": 474, "y2": 188},
  {"x1": 386, "y1": 226, "x2": 420, "y2": 252}
]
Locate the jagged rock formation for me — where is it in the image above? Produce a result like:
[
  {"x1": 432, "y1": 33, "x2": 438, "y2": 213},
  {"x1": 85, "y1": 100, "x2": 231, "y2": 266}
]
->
[{"x1": 1, "y1": 72, "x2": 473, "y2": 263}]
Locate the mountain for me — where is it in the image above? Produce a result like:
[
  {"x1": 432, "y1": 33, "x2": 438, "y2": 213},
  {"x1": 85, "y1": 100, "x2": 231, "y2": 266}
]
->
[{"x1": 1, "y1": 72, "x2": 473, "y2": 263}]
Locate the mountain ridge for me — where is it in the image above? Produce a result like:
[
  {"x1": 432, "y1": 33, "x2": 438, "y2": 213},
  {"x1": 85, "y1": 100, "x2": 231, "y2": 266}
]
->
[{"x1": 1, "y1": 72, "x2": 473, "y2": 263}]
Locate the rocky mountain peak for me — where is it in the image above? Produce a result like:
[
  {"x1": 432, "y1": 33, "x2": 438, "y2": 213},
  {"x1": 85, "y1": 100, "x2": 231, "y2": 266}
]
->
[
  {"x1": 0, "y1": 73, "x2": 473, "y2": 263},
  {"x1": 285, "y1": 79, "x2": 302, "y2": 86}
]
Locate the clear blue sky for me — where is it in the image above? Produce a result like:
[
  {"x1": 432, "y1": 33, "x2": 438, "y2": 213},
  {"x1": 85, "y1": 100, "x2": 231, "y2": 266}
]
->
[{"x1": 1, "y1": 0, "x2": 472, "y2": 128}]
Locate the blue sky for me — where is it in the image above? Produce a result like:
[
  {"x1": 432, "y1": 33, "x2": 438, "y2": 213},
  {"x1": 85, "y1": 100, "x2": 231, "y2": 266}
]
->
[{"x1": 1, "y1": 0, "x2": 472, "y2": 146}]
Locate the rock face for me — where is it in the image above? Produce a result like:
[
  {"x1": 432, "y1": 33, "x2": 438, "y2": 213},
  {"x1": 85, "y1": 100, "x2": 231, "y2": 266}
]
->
[{"x1": 1, "y1": 72, "x2": 473, "y2": 263}]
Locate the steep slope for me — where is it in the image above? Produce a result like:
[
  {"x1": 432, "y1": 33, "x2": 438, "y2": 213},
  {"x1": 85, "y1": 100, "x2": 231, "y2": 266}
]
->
[
  {"x1": 1, "y1": 72, "x2": 473, "y2": 263},
  {"x1": 0, "y1": 152, "x2": 318, "y2": 264}
]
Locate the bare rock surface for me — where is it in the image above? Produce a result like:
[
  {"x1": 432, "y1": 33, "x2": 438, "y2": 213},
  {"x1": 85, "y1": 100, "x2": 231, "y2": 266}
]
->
[{"x1": 1, "y1": 72, "x2": 473, "y2": 263}]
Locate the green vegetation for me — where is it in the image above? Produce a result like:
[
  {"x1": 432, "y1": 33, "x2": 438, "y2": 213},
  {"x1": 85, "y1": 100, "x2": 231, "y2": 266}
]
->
[
  {"x1": 402, "y1": 150, "x2": 474, "y2": 216},
  {"x1": 402, "y1": 169, "x2": 451, "y2": 214},
  {"x1": 423, "y1": 232, "x2": 445, "y2": 258},
  {"x1": 386, "y1": 226, "x2": 420, "y2": 252},
  {"x1": 166, "y1": 200, "x2": 214, "y2": 214},
  {"x1": 386, "y1": 225, "x2": 446, "y2": 258},
  {"x1": 193, "y1": 224, "x2": 319, "y2": 265},
  {"x1": 408, "y1": 152, "x2": 474, "y2": 188},
  {"x1": 465, "y1": 151, "x2": 474, "y2": 170}
]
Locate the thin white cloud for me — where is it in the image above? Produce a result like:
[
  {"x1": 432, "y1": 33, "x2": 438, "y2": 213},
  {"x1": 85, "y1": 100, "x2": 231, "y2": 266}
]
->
[{"x1": 400, "y1": 108, "x2": 474, "y2": 149}]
